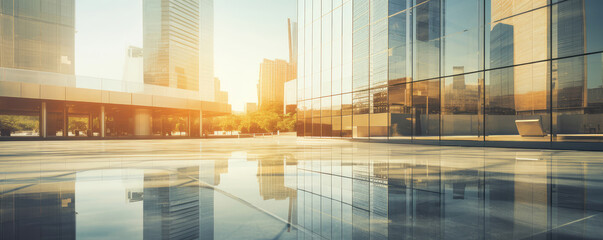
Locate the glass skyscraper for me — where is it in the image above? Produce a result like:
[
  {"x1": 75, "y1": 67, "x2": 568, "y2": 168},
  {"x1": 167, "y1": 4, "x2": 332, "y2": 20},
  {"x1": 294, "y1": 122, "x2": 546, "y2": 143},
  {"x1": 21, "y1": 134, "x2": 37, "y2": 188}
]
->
[
  {"x1": 0, "y1": 0, "x2": 75, "y2": 74},
  {"x1": 296, "y1": 0, "x2": 603, "y2": 149},
  {"x1": 199, "y1": 0, "x2": 215, "y2": 101},
  {"x1": 143, "y1": 0, "x2": 201, "y2": 91}
]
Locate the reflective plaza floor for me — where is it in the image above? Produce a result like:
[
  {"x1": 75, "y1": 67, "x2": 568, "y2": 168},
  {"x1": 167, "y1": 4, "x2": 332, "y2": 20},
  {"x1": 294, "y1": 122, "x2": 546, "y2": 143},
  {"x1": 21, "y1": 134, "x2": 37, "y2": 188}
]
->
[{"x1": 1, "y1": 136, "x2": 602, "y2": 240}]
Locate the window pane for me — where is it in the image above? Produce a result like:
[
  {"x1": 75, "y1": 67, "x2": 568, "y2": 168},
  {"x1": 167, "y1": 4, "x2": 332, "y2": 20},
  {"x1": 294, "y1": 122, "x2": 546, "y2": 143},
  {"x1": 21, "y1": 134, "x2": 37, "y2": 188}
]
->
[
  {"x1": 486, "y1": 6, "x2": 549, "y2": 70},
  {"x1": 441, "y1": 0, "x2": 480, "y2": 76},
  {"x1": 370, "y1": 87, "x2": 388, "y2": 138},
  {"x1": 370, "y1": 0, "x2": 388, "y2": 88},
  {"x1": 332, "y1": 116, "x2": 342, "y2": 137},
  {"x1": 388, "y1": 9, "x2": 410, "y2": 85},
  {"x1": 342, "y1": 2, "x2": 353, "y2": 93},
  {"x1": 322, "y1": 13, "x2": 332, "y2": 97},
  {"x1": 353, "y1": 0, "x2": 370, "y2": 91},
  {"x1": 485, "y1": 62, "x2": 550, "y2": 142},
  {"x1": 342, "y1": 93, "x2": 353, "y2": 115},
  {"x1": 553, "y1": 53, "x2": 603, "y2": 143},
  {"x1": 413, "y1": 0, "x2": 441, "y2": 81},
  {"x1": 332, "y1": 7, "x2": 343, "y2": 94},
  {"x1": 322, "y1": 116, "x2": 332, "y2": 136},
  {"x1": 441, "y1": 73, "x2": 483, "y2": 141},
  {"x1": 413, "y1": 79, "x2": 440, "y2": 140},
  {"x1": 389, "y1": 83, "x2": 412, "y2": 139},
  {"x1": 332, "y1": 94, "x2": 342, "y2": 116},
  {"x1": 353, "y1": 90, "x2": 369, "y2": 138},
  {"x1": 552, "y1": 0, "x2": 603, "y2": 58},
  {"x1": 322, "y1": 96, "x2": 332, "y2": 117},
  {"x1": 313, "y1": 20, "x2": 322, "y2": 98},
  {"x1": 342, "y1": 115, "x2": 353, "y2": 137},
  {"x1": 313, "y1": 117, "x2": 322, "y2": 136}
]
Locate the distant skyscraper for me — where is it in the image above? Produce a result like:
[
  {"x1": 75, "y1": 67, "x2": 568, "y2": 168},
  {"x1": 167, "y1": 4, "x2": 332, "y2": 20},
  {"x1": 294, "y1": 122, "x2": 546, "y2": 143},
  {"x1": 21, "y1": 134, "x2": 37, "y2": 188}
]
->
[
  {"x1": 288, "y1": 18, "x2": 298, "y2": 81},
  {"x1": 214, "y1": 77, "x2": 229, "y2": 104},
  {"x1": 258, "y1": 59, "x2": 293, "y2": 110},
  {"x1": 123, "y1": 46, "x2": 144, "y2": 91},
  {"x1": 143, "y1": 0, "x2": 200, "y2": 91},
  {"x1": 0, "y1": 0, "x2": 75, "y2": 74},
  {"x1": 199, "y1": 0, "x2": 215, "y2": 101},
  {"x1": 245, "y1": 103, "x2": 258, "y2": 114}
]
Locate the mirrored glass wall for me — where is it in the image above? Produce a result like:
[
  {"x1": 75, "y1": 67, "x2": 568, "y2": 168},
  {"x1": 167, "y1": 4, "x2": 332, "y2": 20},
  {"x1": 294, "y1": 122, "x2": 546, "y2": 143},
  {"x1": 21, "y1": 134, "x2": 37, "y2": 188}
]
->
[{"x1": 296, "y1": 0, "x2": 603, "y2": 148}]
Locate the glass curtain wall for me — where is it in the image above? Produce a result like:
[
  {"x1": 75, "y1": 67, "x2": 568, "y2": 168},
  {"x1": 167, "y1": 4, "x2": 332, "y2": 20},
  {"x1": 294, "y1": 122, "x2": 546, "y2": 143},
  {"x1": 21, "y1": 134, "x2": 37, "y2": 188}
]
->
[{"x1": 296, "y1": 0, "x2": 603, "y2": 146}]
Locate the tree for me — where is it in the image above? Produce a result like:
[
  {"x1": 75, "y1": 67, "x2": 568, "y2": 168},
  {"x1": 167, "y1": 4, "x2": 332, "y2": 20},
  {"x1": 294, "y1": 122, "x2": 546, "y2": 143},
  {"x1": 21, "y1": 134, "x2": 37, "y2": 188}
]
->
[
  {"x1": 206, "y1": 105, "x2": 298, "y2": 134},
  {"x1": 277, "y1": 113, "x2": 296, "y2": 132},
  {"x1": 0, "y1": 115, "x2": 39, "y2": 136}
]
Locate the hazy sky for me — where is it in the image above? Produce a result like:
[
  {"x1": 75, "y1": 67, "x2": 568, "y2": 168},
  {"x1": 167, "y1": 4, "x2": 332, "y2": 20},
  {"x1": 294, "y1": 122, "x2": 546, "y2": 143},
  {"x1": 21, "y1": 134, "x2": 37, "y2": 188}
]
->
[
  {"x1": 215, "y1": 0, "x2": 295, "y2": 111},
  {"x1": 75, "y1": 0, "x2": 295, "y2": 111}
]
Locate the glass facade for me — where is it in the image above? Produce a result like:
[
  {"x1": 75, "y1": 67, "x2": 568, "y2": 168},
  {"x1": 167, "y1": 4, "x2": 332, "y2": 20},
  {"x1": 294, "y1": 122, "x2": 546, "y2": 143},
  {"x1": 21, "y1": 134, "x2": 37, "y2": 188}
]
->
[
  {"x1": 143, "y1": 0, "x2": 200, "y2": 91},
  {"x1": 296, "y1": 0, "x2": 603, "y2": 147},
  {"x1": 0, "y1": 0, "x2": 75, "y2": 74}
]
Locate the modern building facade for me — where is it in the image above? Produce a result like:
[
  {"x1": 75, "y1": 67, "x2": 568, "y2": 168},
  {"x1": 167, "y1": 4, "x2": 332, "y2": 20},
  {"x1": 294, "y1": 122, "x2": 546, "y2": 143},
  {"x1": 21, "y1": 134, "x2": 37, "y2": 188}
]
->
[
  {"x1": 285, "y1": 79, "x2": 298, "y2": 114},
  {"x1": 258, "y1": 59, "x2": 295, "y2": 110},
  {"x1": 200, "y1": 0, "x2": 215, "y2": 101},
  {"x1": 296, "y1": 0, "x2": 603, "y2": 150},
  {"x1": 0, "y1": 0, "x2": 229, "y2": 139},
  {"x1": 0, "y1": 0, "x2": 75, "y2": 74},
  {"x1": 123, "y1": 46, "x2": 144, "y2": 92},
  {"x1": 245, "y1": 102, "x2": 258, "y2": 114},
  {"x1": 214, "y1": 77, "x2": 229, "y2": 104},
  {"x1": 143, "y1": 0, "x2": 201, "y2": 91}
]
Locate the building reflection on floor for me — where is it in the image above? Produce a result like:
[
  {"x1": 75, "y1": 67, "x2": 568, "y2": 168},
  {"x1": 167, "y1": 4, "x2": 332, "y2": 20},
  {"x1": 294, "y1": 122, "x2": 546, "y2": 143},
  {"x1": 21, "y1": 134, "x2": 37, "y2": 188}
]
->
[{"x1": 0, "y1": 138, "x2": 602, "y2": 239}]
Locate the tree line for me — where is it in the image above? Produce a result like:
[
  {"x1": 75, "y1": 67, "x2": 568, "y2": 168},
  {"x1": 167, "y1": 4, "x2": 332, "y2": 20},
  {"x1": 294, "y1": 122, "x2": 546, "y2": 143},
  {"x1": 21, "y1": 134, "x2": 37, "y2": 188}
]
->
[{"x1": 205, "y1": 103, "x2": 296, "y2": 134}]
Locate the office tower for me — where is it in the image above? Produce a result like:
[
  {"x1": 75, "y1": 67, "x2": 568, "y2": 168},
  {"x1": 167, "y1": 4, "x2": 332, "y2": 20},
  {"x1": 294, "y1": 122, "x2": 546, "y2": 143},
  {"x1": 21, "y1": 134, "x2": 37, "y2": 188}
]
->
[
  {"x1": 123, "y1": 46, "x2": 144, "y2": 91},
  {"x1": 288, "y1": 18, "x2": 298, "y2": 82},
  {"x1": 199, "y1": 0, "x2": 215, "y2": 101},
  {"x1": 294, "y1": 0, "x2": 603, "y2": 147},
  {"x1": 143, "y1": 0, "x2": 200, "y2": 91},
  {"x1": 214, "y1": 77, "x2": 229, "y2": 104},
  {"x1": 258, "y1": 59, "x2": 292, "y2": 110},
  {"x1": 0, "y1": 0, "x2": 75, "y2": 74},
  {"x1": 245, "y1": 103, "x2": 258, "y2": 114}
]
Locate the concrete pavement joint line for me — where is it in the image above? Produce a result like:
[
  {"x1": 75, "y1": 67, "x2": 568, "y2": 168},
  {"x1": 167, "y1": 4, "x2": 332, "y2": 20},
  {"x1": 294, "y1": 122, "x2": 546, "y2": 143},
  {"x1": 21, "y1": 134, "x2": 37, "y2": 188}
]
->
[
  {"x1": 182, "y1": 173, "x2": 323, "y2": 238},
  {"x1": 529, "y1": 213, "x2": 600, "y2": 237}
]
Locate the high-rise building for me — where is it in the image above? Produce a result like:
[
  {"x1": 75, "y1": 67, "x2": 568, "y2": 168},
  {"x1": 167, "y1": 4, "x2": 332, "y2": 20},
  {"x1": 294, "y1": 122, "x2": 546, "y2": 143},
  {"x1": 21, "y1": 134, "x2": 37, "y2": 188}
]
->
[
  {"x1": 245, "y1": 102, "x2": 258, "y2": 114},
  {"x1": 199, "y1": 0, "x2": 215, "y2": 101},
  {"x1": 123, "y1": 46, "x2": 144, "y2": 91},
  {"x1": 295, "y1": 0, "x2": 603, "y2": 149},
  {"x1": 214, "y1": 77, "x2": 228, "y2": 104},
  {"x1": 258, "y1": 59, "x2": 294, "y2": 110},
  {"x1": 0, "y1": 0, "x2": 230, "y2": 140},
  {"x1": 143, "y1": 0, "x2": 200, "y2": 91},
  {"x1": 0, "y1": 0, "x2": 75, "y2": 74}
]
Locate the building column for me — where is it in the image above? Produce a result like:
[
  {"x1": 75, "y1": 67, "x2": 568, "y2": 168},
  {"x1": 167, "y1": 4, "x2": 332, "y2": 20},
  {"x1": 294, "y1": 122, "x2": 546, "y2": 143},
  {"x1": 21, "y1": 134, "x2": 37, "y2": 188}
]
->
[
  {"x1": 134, "y1": 108, "x2": 152, "y2": 136},
  {"x1": 41, "y1": 102, "x2": 47, "y2": 138},
  {"x1": 63, "y1": 105, "x2": 68, "y2": 137},
  {"x1": 101, "y1": 105, "x2": 105, "y2": 138},
  {"x1": 199, "y1": 111, "x2": 203, "y2": 137},
  {"x1": 188, "y1": 111, "x2": 191, "y2": 138}
]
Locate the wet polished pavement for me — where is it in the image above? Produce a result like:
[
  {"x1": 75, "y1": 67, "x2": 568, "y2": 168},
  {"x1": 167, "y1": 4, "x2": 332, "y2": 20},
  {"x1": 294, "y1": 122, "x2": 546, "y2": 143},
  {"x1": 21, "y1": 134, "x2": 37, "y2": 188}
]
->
[{"x1": 1, "y1": 136, "x2": 602, "y2": 240}]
